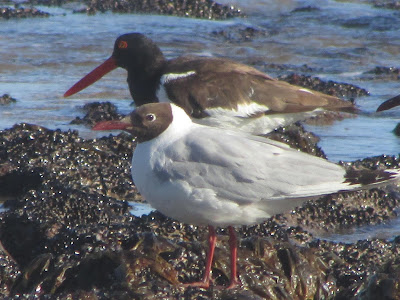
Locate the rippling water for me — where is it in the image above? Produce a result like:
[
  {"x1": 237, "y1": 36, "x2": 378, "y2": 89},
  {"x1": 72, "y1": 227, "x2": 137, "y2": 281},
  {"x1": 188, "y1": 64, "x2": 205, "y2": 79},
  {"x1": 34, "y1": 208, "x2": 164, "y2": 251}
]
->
[{"x1": 1, "y1": 0, "x2": 400, "y2": 242}]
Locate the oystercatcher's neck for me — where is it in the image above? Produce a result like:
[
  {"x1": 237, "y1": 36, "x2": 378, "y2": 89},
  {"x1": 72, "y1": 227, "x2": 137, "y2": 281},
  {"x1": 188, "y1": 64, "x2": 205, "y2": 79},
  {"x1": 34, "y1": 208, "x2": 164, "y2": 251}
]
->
[
  {"x1": 112, "y1": 33, "x2": 167, "y2": 105},
  {"x1": 127, "y1": 71, "x2": 164, "y2": 106}
]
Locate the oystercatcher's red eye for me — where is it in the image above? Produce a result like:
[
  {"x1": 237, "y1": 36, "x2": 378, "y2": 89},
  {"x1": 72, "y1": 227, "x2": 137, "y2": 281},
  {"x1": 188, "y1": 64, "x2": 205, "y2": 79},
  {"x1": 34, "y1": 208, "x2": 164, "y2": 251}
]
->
[
  {"x1": 145, "y1": 114, "x2": 156, "y2": 122},
  {"x1": 118, "y1": 41, "x2": 128, "y2": 49}
]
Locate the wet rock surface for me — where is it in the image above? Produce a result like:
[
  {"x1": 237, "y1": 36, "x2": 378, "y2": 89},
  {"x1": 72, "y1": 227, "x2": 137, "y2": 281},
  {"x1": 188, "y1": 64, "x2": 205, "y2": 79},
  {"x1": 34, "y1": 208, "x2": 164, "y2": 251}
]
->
[
  {"x1": 278, "y1": 73, "x2": 369, "y2": 101},
  {"x1": 363, "y1": 66, "x2": 400, "y2": 80},
  {"x1": 291, "y1": 5, "x2": 320, "y2": 13},
  {"x1": 266, "y1": 122, "x2": 326, "y2": 158},
  {"x1": 26, "y1": 0, "x2": 242, "y2": 19},
  {"x1": 0, "y1": 123, "x2": 138, "y2": 204},
  {"x1": 70, "y1": 101, "x2": 125, "y2": 127},
  {"x1": 374, "y1": 1, "x2": 400, "y2": 10},
  {"x1": 0, "y1": 113, "x2": 400, "y2": 298},
  {"x1": 211, "y1": 25, "x2": 269, "y2": 42},
  {"x1": 86, "y1": 0, "x2": 242, "y2": 19},
  {"x1": 394, "y1": 123, "x2": 400, "y2": 137},
  {"x1": 244, "y1": 62, "x2": 369, "y2": 106},
  {"x1": 0, "y1": 6, "x2": 50, "y2": 19},
  {"x1": 0, "y1": 94, "x2": 17, "y2": 105}
]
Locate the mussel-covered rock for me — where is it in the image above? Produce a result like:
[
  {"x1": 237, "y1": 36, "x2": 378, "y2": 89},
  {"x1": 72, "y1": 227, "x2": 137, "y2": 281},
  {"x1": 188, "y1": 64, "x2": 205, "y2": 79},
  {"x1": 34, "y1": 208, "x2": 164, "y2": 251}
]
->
[
  {"x1": 394, "y1": 123, "x2": 400, "y2": 137},
  {"x1": 1, "y1": 117, "x2": 400, "y2": 298},
  {"x1": 374, "y1": 1, "x2": 400, "y2": 10},
  {"x1": 28, "y1": 0, "x2": 242, "y2": 19},
  {"x1": 266, "y1": 122, "x2": 326, "y2": 158},
  {"x1": 0, "y1": 94, "x2": 17, "y2": 105},
  {"x1": 0, "y1": 7, "x2": 50, "y2": 19},
  {"x1": 278, "y1": 73, "x2": 369, "y2": 100},
  {"x1": 0, "y1": 123, "x2": 137, "y2": 203},
  {"x1": 363, "y1": 66, "x2": 400, "y2": 80},
  {"x1": 70, "y1": 102, "x2": 124, "y2": 127},
  {"x1": 212, "y1": 25, "x2": 269, "y2": 42}
]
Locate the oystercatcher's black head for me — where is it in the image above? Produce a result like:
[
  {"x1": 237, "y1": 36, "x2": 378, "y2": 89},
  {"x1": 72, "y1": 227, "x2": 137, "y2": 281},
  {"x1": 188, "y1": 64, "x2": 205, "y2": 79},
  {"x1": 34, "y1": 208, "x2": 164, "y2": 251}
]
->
[
  {"x1": 64, "y1": 33, "x2": 166, "y2": 98},
  {"x1": 112, "y1": 33, "x2": 165, "y2": 75}
]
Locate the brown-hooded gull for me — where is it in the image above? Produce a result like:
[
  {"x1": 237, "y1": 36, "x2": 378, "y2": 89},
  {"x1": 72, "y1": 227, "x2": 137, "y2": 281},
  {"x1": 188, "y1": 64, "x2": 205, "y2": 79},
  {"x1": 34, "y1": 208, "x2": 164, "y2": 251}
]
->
[{"x1": 93, "y1": 102, "x2": 400, "y2": 288}]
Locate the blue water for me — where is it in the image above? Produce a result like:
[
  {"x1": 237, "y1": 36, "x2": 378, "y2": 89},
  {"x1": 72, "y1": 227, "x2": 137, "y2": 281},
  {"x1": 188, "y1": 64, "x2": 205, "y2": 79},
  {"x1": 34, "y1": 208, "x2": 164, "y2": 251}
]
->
[
  {"x1": 0, "y1": 0, "x2": 400, "y2": 242},
  {"x1": 321, "y1": 214, "x2": 400, "y2": 243}
]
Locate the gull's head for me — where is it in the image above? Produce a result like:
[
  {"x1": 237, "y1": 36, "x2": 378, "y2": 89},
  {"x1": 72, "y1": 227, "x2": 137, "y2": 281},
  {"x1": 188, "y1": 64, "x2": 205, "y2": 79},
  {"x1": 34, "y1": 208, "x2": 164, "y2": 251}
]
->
[{"x1": 92, "y1": 103, "x2": 191, "y2": 143}]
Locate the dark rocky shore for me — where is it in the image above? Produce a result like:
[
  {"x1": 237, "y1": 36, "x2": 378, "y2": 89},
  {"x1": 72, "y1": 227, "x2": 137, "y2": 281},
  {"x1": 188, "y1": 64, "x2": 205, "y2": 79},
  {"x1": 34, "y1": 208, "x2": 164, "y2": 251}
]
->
[
  {"x1": 1, "y1": 95, "x2": 400, "y2": 299},
  {"x1": 0, "y1": 6, "x2": 49, "y2": 19},
  {"x1": 1, "y1": 0, "x2": 241, "y2": 19}
]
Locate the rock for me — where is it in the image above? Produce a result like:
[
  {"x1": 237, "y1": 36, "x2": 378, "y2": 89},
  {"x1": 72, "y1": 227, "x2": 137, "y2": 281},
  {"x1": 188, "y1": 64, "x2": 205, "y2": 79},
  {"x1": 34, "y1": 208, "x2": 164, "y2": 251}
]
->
[
  {"x1": 0, "y1": 166, "x2": 43, "y2": 203},
  {"x1": 0, "y1": 123, "x2": 138, "y2": 203},
  {"x1": 212, "y1": 25, "x2": 269, "y2": 42},
  {"x1": 29, "y1": 0, "x2": 242, "y2": 19},
  {"x1": 0, "y1": 7, "x2": 50, "y2": 19},
  {"x1": 283, "y1": 188, "x2": 400, "y2": 235},
  {"x1": 278, "y1": 73, "x2": 369, "y2": 101},
  {"x1": 394, "y1": 123, "x2": 400, "y2": 136},
  {"x1": 357, "y1": 267, "x2": 400, "y2": 300},
  {"x1": 363, "y1": 66, "x2": 400, "y2": 80},
  {"x1": 374, "y1": 1, "x2": 400, "y2": 10},
  {"x1": 340, "y1": 154, "x2": 400, "y2": 171},
  {"x1": 86, "y1": 0, "x2": 242, "y2": 19},
  {"x1": 266, "y1": 122, "x2": 326, "y2": 158},
  {"x1": 0, "y1": 94, "x2": 17, "y2": 105},
  {"x1": 70, "y1": 101, "x2": 124, "y2": 126},
  {"x1": 0, "y1": 240, "x2": 20, "y2": 296},
  {"x1": 1, "y1": 120, "x2": 400, "y2": 298},
  {"x1": 291, "y1": 6, "x2": 320, "y2": 13}
]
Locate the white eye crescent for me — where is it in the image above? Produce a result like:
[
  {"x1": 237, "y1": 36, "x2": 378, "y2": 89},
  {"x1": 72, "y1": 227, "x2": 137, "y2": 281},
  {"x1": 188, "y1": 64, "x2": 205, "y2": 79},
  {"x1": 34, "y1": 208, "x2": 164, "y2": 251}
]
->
[{"x1": 145, "y1": 113, "x2": 156, "y2": 122}]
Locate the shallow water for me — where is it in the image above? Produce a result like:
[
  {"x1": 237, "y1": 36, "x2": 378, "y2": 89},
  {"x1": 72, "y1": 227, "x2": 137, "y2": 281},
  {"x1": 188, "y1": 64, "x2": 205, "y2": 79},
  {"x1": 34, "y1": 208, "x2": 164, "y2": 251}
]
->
[
  {"x1": 1, "y1": 0, "x2": 400, "y2": 242},
  {"x1": 320, "y1": 210, "x2": 400, "y2": 243}
]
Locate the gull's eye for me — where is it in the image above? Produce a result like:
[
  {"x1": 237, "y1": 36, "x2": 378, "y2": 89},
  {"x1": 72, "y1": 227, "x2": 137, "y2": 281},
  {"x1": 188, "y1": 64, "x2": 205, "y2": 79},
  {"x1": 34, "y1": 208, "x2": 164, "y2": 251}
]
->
[{"x1": 145, "y1": 114, "x2": 156, "y2": 122}]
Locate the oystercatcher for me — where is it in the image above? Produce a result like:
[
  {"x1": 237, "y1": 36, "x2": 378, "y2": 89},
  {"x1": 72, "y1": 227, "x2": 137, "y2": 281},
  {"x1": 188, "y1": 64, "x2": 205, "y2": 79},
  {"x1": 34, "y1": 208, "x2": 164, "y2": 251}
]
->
[{"x1": 65, "y1": 33, "x2": 357, "y2": 134}]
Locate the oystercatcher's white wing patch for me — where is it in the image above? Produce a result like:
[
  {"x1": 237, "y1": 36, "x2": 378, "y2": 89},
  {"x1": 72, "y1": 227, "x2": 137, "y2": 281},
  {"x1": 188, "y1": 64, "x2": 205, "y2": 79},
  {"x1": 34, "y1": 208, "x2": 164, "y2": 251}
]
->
[
  {"x1": 161, "y1": 71, "x2": 196, "y2": 85},
  {"x1": 299, "y1": 88, "x2": 314, "y2": 94},
  {"x1": 205, "y1": 102, "x2": 269, "y2": 117}
]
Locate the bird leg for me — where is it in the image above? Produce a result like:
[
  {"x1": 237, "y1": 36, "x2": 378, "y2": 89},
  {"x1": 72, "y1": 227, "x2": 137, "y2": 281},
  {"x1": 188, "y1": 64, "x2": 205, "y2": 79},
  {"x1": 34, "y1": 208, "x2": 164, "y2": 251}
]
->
[
  {"x1": 183, "y1": 225, "x2": 240, "y2": 289},
  {"x1": 227, "y1": 226, "x2": 240, "y2": 289},
  {"x1": 183, "y1": 225, "x2": 216, "y2": 288}
]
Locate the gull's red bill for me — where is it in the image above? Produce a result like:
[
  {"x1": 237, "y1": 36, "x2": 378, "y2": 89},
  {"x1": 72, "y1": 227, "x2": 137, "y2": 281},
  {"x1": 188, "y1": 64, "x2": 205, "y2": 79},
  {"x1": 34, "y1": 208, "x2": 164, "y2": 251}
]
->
[
  {"x1": 64, "y1": 56, "x2": 118, "y2": 97},
  {"x1": 92, "y1": 119, "x2": 130, "y2": 131}
]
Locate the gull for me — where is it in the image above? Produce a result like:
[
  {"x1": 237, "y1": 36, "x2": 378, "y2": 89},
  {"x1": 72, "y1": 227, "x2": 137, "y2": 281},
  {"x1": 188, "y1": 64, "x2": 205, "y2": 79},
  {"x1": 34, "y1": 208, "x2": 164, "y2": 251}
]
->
[{"x1": 93, "y1": 102, "x2": 400, "y2": 288}]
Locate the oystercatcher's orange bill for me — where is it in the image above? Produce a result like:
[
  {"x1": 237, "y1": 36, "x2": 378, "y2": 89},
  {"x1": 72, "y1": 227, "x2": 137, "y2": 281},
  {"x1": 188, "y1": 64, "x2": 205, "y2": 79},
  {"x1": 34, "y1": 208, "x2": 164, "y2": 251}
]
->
[{"x1": 64, "y1": 56, "x2": 117, "y2": 97}]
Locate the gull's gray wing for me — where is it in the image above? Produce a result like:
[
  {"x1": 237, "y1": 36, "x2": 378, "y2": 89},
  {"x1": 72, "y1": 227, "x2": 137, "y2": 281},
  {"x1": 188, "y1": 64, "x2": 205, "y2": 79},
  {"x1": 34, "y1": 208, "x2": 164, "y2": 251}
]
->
[{"x1": 152, "y1": 126, "x2": 349, "y2": 210}]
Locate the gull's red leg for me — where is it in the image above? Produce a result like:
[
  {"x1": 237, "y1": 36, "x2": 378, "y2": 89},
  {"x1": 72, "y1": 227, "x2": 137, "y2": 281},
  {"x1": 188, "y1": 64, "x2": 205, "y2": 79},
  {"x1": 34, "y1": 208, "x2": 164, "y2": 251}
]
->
[
  {"x1": 184, "y1": 225, "x2": 216, "y2": 288},
  {"x1": 227, "y1": 226, "x2": 240, "y2": 288}
]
